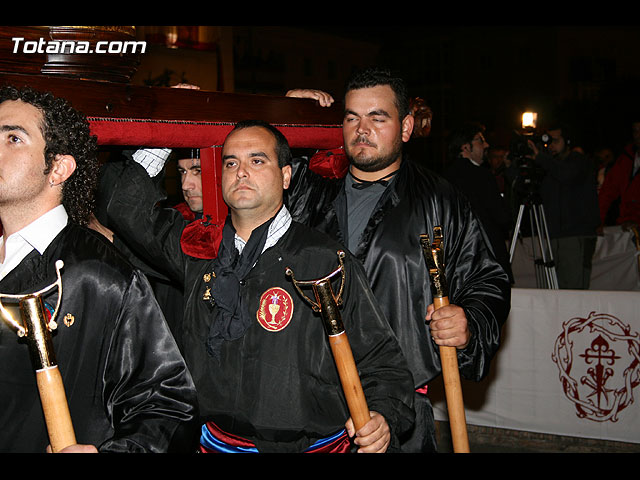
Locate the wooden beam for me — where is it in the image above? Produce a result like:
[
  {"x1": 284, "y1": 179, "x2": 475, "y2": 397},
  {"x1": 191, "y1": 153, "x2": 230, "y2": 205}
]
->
[{"x1": 0, "y1": 72, "x2": 344, "y2": 126}]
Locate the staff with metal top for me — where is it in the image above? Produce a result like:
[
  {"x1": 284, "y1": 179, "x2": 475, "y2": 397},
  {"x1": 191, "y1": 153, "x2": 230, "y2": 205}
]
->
[
  {"x1": 286, "y1": 250, "x2": 371, "y2": 431},
  {"x1": 0, "y1": 260, "x2": 76, "y2": 453},
  {"x1": 420, "y1": 228, "x2": 470, "y2": 453}
]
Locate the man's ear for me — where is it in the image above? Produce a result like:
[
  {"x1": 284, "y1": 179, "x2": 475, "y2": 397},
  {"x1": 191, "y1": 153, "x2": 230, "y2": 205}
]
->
[
  {"x1": 282, "y1": 164, "x2": 292, "y2": 190},
  {"x1": 401, "y1": 114, "x2": 415, "y2": 143},
  {"x1": 49, "y1": 154, "x2": 77, "y2": 186}
]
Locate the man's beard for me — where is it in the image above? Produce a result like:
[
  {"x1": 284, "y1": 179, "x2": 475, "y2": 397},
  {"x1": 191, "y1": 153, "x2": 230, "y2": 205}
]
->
[{"x1": 346, "y1": 135, "x2": 403, "y2": 173}]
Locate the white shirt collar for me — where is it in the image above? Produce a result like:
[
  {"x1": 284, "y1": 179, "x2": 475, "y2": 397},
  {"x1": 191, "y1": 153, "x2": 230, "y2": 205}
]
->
[
  {"x1": 0, "y1": 205, "x2": 68, "y2": 279},
  {"x1": 16, "y1": 205, "x2": 68, "y2": 254},
  {"x1": 235, "y1": 206, "x2": 292, "y2": 255}
]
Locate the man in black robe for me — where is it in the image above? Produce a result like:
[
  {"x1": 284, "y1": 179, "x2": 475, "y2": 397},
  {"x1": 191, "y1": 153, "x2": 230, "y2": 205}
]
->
[
  {"x1": 91, "y1": 148, "x2": 204, "y2": 351},
  {"x1": 284, "y1": 67, "x2": 511, "y2": 452},
  {"x1": 98, "y1": 120, "x2": 414, "y2": 452},
  {"x1": 0, "y1": 85, "x2": 197, "y2": 453}
]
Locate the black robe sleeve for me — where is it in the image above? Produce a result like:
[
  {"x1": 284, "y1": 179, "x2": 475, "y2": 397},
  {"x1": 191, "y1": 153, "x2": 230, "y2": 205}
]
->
[
  {"x1": 98, "y1": 268, "x2": 198, "y2": 452},
  {"x1": 96, "y1": 154, "x2": 188, "y2": 284},
  {"x1": 339, "y1": 250, "x2": 415, "y2": 447},
  {"x1": 0, "y1": 225, "x2": 198, "y2": 453}
]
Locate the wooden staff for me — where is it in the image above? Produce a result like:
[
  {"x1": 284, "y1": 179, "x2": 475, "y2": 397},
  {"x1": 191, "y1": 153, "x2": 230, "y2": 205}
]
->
[
  {"x1": 286, "y1": 251, "x2": 370, "y2": 431},
  {"x1": 420, "y1": 229, "x2": 470, "y2": 453},
  {"x1": 0, "y1": 260, "x2": 76, "y2": 452}
]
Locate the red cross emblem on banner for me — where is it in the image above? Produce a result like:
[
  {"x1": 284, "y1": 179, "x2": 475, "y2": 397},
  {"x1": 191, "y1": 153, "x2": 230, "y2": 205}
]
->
[{"x1": 552, "y1": 311, "x2": 640, "y2": 422}]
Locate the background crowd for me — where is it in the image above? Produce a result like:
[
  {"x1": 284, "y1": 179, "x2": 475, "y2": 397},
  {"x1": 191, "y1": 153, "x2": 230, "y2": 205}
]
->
[{"x1": 445, "y1": 117, "x2": 640, "y2": 290}]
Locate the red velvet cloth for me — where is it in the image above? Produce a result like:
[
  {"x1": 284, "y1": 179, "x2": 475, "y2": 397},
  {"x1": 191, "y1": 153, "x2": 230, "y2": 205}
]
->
[
  {"x1": 173, "y1": 201, "x2": 196, "y2": 222},
  {"x1": 88, "y1": 117, "x2": 343, "y2": 150},
  {"x1": 179, "y1": 217, "x2": 223, "y2": 260},
  {"x1": 309, "y1": 148, "x2": 349, "y2": 179},
  {"x1": 172, "y1": 202, "x2": 221, "y2": 259}
]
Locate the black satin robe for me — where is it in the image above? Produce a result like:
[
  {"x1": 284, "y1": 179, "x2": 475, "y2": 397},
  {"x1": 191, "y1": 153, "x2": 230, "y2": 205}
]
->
[
  {"x1": 0, "y1": 224, "x2": 198, "y2": 453},
  {"x1": 97, "y1": 159, "x2": 415, "y2": 452},
  {"x1": 285, "y1": 157, "x2": 511, "y2": 389},
  {"x1": 188, "y1": 223, "x2": 415, "y2": 452}
]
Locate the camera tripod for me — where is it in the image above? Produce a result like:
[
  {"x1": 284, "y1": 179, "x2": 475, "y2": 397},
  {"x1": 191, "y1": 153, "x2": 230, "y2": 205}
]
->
[{"x1": 509, "y1": 193, "x2": 558, "y2": 289}]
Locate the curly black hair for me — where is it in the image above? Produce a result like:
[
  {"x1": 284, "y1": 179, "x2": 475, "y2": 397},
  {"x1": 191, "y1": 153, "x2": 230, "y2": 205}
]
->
[{"x1": 0, "y1": 85, "x2": 99, "y2": 226}]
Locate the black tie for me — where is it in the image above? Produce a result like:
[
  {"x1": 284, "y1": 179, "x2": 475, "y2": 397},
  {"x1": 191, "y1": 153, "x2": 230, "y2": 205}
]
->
[{"x1": 350, "y1": 170, "x2": 399, "y2": 189}]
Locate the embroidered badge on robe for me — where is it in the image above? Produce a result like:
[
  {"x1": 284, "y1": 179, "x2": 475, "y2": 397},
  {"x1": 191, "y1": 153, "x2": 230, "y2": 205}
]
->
[{"x1": 256, "y1": 287, "x2": 294, "y2": 332}]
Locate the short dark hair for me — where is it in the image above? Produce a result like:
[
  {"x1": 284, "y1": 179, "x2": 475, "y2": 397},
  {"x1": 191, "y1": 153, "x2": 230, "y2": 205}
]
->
[
  {"x1": 547, "y1": 122, "x2": 572, "y2": 145},
  {"x1": 230, "y1": 119, "x2": 292, "y2": 168},
  {"x1": 447, "y1": 122, "x2": 486, "y2": 160},
  {"x1": 171, "y1": 148, "x2": 200, "y2": 162},
  {"x1": 344, "y1": 67, "x2": 411, "y2": 120},
  {"x1": 0, "y1": 85, "x2": 98, "y2": 226}
]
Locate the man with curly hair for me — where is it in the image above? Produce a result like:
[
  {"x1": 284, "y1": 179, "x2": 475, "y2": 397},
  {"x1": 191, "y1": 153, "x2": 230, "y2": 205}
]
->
[{"x1": 0, "y1": 85, "x2": 198, "y2": 453}]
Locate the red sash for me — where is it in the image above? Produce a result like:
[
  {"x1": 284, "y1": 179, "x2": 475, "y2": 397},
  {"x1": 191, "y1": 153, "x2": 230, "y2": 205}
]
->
[{"x1": 199, "y1": 421, "x2": 352, "y2": 453}]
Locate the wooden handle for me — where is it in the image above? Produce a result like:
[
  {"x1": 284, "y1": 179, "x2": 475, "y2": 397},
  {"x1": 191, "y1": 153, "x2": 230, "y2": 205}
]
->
[
  {"x1": 36, "y1": 366, "x2": 77, "y2": 452},
  {"x1": 329, "y1": 332, "x2": 371, "y2": 431},
  {"x1": 433, "y1": 296, "x2": 470, "y2": 453}
]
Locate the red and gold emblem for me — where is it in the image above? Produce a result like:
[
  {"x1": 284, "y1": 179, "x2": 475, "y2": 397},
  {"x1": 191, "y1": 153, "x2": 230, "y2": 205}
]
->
[{"x1": 256, "y1": 287, "x2": 294, "y2": 332}]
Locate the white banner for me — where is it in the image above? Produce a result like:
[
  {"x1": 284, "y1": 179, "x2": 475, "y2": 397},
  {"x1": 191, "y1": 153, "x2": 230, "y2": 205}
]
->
[
  {"x1": 431, "y1": 288, "x2": 640, "y2": 444},
  {"x1": 510, "y1": 226, "x2": 640, "y2": 291}
]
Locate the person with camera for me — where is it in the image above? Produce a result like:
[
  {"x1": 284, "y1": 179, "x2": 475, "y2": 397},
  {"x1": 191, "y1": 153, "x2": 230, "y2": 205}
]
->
[
  {"x1": 444, "y1": 123, "x2": 514, "y2": 283},
  {"x1": 525, "y1": 125, "x2": 600, "y2": 289}
]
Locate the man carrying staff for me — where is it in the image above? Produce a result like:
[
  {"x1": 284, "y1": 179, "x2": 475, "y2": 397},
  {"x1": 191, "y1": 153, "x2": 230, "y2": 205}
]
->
[
  {"x1": 285, "y1": 67, "x2": 511, "y2": 452},
  {"x1": 98, "y1": 119, "x2": 415, "y2": 453},
  {"x1": 0, "y1": 85, "x2": 198, "y2": 453}
]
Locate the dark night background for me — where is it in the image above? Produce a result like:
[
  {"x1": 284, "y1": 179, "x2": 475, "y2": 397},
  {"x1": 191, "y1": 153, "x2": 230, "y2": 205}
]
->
[
  {"x1": 8, "y1": 21, "x2": 636, "y2": 173},
  {"x1": 159, "y1": 21, "x2": 633, "y2": 174},
  {"x1": 297, "y1": 24, "x2": 640, "y2": 172}
]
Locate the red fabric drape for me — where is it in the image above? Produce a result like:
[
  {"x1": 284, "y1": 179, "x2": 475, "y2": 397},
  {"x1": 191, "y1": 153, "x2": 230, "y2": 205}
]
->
[
  {"x1": 88, "y1": 117, "x2": 343, "y2": 150},
  {"x1": 88, "y1": 117, "x2": 346, "y2": 260}
]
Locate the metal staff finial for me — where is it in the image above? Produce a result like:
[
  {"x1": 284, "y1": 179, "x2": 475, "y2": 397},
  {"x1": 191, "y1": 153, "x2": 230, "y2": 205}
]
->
[
  {"x1": 285, "y1": 250, "x2": 346, "y2": 336},
  {"x1": 0, "y1": 259, "x2": 76, "y2": 452},
  {"x1": 0, "y1": 259, "x2": 64, "y2": 339},
  {"x1": 419, "y1": 228, "x2": 470, "y2": 453},
  {"x1": 420, "y1": 226, "x2": 449, "y2": 299},
  {"x1": 285, "y1": 250, "x2": 371, "y2": 430}
]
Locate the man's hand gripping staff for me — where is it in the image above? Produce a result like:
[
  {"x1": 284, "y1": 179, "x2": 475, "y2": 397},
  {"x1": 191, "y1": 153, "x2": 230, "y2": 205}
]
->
[{"x1": 420, "y1": 228, "x2": 470, "y2": 453}]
